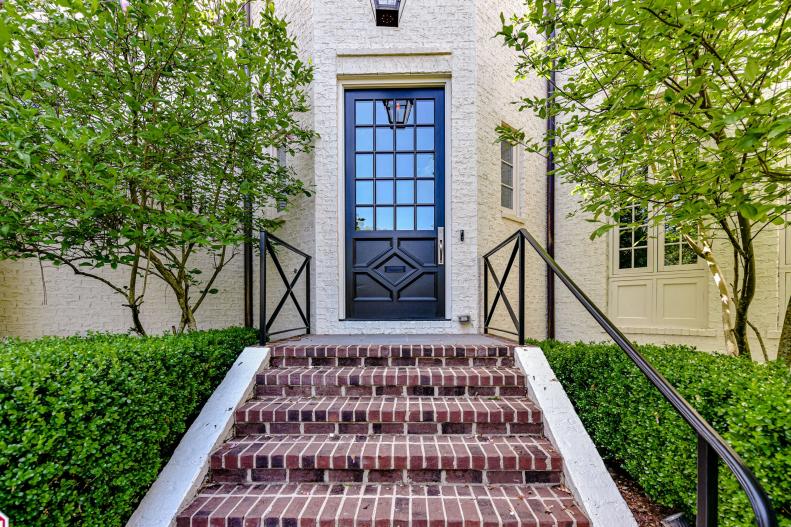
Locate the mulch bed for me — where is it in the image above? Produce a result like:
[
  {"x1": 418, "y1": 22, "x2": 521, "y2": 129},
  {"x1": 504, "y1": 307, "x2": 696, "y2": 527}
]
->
[{"x1": 607, "y1": 464, "x2": 680, "y2": 527}]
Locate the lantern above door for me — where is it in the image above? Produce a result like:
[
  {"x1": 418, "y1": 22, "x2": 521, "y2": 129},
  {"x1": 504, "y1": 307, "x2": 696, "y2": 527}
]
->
[{"x1": 370, "y1": 0, "x2": 405, "y2": 27}]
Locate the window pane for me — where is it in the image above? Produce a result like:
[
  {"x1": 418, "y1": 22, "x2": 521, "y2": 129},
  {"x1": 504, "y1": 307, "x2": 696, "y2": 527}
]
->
[
  {"x1": 396, "y1": 154, "x2": 415, "y2": 178},
  {"x1": 355, "y1": 101, "x2": 373, "y2": 125},
  {"x1": 619, "y1": 229, "x2": 631, "y2": 250},
  {"x1": 415, "y1": 100, "x2": 434, "y2": 124},
  {"x1": 356, "y1": 180, "x2": 373, "y2": 205},
  {"x1": 396, "y1": 180, "x2": 414, "y2": 204},
  {"x1": 501, "y1": 186, "x2": 513, "y2": 209},
  {"x1": 356, "y1": 127, "x2": 373, "y2": 151},
  {"x1": 634, "y1": 206, "x2": 647, "y2": 223},
  {"x1": 634, "y1": 248, "x2": 648, "y2": 268},
  {"x1": 376, "y1": 127, "x2": 393, "y2": 151},
  {"x1": 634, "y1": 226, "x2": 648, "y2": 247},
  {"x1": 355, "y1": 207, "x2": 374, "y2": 231},
  {"x1": 664, "y1": 243, "x2": 679, "y2": 266},
  {"x1": 501, "y1": 162, "x2": 513, "y2": 186},
  {"x1": 416, "y1": 180, "x2": 433, "y2": 204},
  {"x1": 416, "y1": 154, "x2": 435, "y2": 177},
  {"x1": 376, "y1": 206, "x2": 394, "y2": 230},
  {"x1": 682, "y1": 245, "x2": 698, "y2": 265},
  {"x1": 375, "y1": 154, "x2": 393, "y2": 178},
  {"x1": 376, "y1": 180, "x2": 394, "y2": 205},
  {"x1": 396, "y1": 127, "x2": 414, "y2": 151},
  {"x1": 375, "y1": 100, "x2": 391, "y2": 125},
  {"x1": 356, "y1": 154, "x2": 373, "y2": 178},
  {"x1": 396, "y1": 206, "x2": 414, "y2": 230},
  {"x1": 618, "y1": 249, "x2": 631, "y2": 269},
  {"x1": 501, "y1": 142, "x2": 513, "y2": 164},
  {"x1": 416, "y1": 127, "x2": 434, "y2": 150},
  {"x1": 416, "y1": 206, "x2": 435, "y2": 230}
]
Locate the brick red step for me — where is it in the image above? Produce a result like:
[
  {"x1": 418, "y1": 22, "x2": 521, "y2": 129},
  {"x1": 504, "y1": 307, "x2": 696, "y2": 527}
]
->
[
  {"x1": 270, "y1": 343, "x2": 514, "y2": 368},
  {"x1": 210, "y1": 434, "x2": 561, "y2": 485},
  {"x1": 235, "y1": 396, "x2": 543, "y2": 436},
  {"x1": 255, "y1": 367, "x2": 526, "y2": 397},
  {"x1": 176, "y1": 482, "x2": 590, "y2": 527}
]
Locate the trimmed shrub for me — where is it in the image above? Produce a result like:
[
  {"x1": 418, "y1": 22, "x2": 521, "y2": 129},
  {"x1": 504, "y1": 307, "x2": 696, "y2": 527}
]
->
[
  {"x1": 538, "y1": 340, "x2": 790, "y2": 526},
  {"x1": 0, "y1": 327, "x2": 257, "y2": 526}
]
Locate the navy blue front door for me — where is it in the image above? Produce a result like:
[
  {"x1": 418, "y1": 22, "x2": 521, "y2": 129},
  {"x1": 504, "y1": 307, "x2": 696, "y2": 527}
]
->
[{"x1": 345, "y1": 88, "x2": 446, "y2": 320}]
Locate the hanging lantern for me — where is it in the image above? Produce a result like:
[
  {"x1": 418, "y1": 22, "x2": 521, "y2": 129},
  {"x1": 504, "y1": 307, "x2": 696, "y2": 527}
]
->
[{"x1": 370, "y1": 0, "x2": 406, "y2": 27}]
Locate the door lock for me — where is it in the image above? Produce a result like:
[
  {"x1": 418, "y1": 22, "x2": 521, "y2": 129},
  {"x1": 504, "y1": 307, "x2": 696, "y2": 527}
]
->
[{"x1": 437, "y1": 227, "x2": 445, "y2": 265}]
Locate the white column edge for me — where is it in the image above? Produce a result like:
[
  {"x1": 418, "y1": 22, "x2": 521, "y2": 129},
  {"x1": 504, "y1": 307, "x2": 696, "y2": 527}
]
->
[
  {"x1": 126, "y1": 345, "x2": 270, "y2": 527},
  {"x1": 515, "y1": 346, "x2": 637, "y2": 527}
]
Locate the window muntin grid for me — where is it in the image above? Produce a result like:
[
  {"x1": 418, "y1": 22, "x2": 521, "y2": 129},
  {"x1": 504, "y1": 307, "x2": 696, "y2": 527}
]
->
[{"x1": 354, "y1": 98, "x2": 436, "y2": 231}]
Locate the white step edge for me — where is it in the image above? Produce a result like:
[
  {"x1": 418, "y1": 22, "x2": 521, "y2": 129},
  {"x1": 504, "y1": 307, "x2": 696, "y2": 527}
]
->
[
  {"x1": 126, "y1": 345, "x2": 270, "y2": 527},
  {"x1": 515, "y1": 346, "x2": 637, "y2": 527}
]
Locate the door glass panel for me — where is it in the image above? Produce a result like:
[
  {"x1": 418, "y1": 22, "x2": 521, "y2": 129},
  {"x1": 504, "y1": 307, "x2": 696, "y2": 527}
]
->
[
  {"x1": 356, "y1": 180, "x2": 373, "y2": 205},
  {"x1": 356, "y1": 154, "x2": 373, "y2": 178},
  {"x1": 416, "y1": 180, "x2": 433, "y2": 204},
  {"x1": 416, "y1": 127, "x2": 434, "y2": 150},
  {"x1": 396, "y1": 128, "x2": 414, "y2": 150},
  {"x1": 396, "y1": 206, "x2": 415, "y2": 230},
  {"x1": 375, "y1": 100, "x2": 391, "y2": 125},
  {"x1": 355, "y1": 207, "x2": 374, "y2": 231},
  {"x1": 375, "y1": 154, "x2": 393, "y2": 178},
  {"x1": 356, "y1": 101, "x2": 373, "y2": 125},
  {"x1": 376, "y1": 127, "x2": 393, "y2": 151},
  {"x1": 356, "y1": 128, "x2": 373, "y2": 151},
  {"x1": 415, "y1": 100, "x2": 434, "y2": 124},
  {"x1": 396, "y1": 154, "x2": 414, "y2": 178},
  {"x1": 416, "y1": 154, "x2": 434, "y2": 177},
  {"x1": 416, "y1": 206, "x2": 434, "y2": 230},
  {"x1": 376, "y1": 206, "x2": 394, "y2": 230},
  {"x1": 376, "y1": 180, "x2": 394, "y2": 205},
  {"x1": 396, "y1": 180, "x2": 414, "y2": 204}
]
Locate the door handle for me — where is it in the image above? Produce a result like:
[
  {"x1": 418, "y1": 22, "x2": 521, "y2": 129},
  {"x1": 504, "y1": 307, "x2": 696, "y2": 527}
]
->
[{"x1": 437, "y1": 227, "x2": 445, "y2": 265}]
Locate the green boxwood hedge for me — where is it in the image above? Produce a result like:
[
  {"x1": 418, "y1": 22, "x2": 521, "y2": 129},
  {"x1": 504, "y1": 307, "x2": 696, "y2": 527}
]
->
[
  {"x1": 0, "y1": 327, "x2": 257, "y2": 526},
  {"x1": 539, "y1": 340, "x2": 790, "y2": 526}
]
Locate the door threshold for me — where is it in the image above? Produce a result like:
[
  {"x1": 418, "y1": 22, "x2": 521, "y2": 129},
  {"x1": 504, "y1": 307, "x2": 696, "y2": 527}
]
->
[{"x1": 340, "y1": 318, "x2": 452, "y2": 322}]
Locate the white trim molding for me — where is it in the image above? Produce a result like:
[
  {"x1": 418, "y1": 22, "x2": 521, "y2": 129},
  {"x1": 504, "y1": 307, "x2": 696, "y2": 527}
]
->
[
  {"x1": 514, "y1": 346, "x2": 637, "y2": 527},
  {"x1": 126, "y1": 346, "x2": 271, "y2": 527}
]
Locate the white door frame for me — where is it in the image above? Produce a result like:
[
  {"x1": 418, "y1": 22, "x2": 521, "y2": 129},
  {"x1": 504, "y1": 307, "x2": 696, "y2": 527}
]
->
[{"x1": 336, "y1": 74, "x2": 453, "y2": 320}]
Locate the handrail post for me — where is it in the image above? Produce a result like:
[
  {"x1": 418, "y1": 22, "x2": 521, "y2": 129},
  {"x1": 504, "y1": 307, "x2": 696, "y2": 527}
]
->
[
  {"x1": 259, "y1": 231, "x2": 268, "y2": 346},
  {"x1": 697, "y1": 434, "x2": 719, "y2": 527},
  {"x1": 483, "y1": 257, "x2": 489, "y2": 335},
  {"x1": 306, "y1": 256, "x2": 312, "y2": 335},
  {"x1": 518, "y1": 233, "x2": 526, "y2": 345}
]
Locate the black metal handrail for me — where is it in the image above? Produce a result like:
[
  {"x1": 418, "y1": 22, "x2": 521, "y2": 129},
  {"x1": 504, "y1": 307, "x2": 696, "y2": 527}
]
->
[
  {"x1": 259, "y1": 231, "x2": 311, "y2": 345},
  {"x1": 483, "y1": 228, "x2": 777, "y2": 527}
]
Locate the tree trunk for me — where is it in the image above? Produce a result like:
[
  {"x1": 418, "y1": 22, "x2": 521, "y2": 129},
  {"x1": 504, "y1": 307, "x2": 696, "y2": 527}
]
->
[
  {"x1": 778, "y1": 295, "x2": 791, "y2": 364},
  {"x1": 129, "y1": 303, "x2": 147, "y2": 336},
  {"x1": 733, "y1": 216, "x2": 756, "y2": 359},
  {"x1": 685, "y1": 235, "x2": 739, "y2": 356}
]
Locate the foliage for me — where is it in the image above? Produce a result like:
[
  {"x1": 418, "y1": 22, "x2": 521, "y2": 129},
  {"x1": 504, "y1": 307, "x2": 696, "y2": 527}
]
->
[
  {"x1": 0, "y1": 327, "x2": 257, "y2": 526},
  {"x1": 539, "y1": 340, "x2": 790, "y2": 526},
  {"x1": 501, "y1": 0, "x2": 791, "y2": 358},
  {"x1": 0, "y1": 0, "x2": 315, "y2": 334}
]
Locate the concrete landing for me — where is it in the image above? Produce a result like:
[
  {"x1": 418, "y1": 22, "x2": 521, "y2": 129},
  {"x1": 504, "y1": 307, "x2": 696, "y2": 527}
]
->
[{"x1": 271, "y1": 333, "x2": 514, "y2": 345}]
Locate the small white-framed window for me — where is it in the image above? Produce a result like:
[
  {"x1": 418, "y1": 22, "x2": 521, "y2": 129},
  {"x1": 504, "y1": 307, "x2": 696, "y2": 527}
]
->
[{"x1": 500, "y1": 140, "x2": 521, "y2": 213}]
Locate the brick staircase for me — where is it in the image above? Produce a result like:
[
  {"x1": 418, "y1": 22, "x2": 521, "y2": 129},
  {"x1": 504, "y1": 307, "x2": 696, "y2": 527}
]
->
[{"x1": 177, "y1": 341, "x2": 590, "y2": 526}]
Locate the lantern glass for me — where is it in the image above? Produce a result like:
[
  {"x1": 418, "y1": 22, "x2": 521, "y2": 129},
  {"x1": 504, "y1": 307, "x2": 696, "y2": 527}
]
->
[{"x1": 386, "y1": 99, "x2": 413, "y2": 126}]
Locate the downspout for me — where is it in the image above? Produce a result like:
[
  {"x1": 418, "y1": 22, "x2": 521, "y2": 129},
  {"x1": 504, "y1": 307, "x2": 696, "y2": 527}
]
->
[
  {"x1": 243, "y1": 1, "x2": 254, "y2": 328},
  {"x1": 545, "y1": 9, "x2": 557, "y2": 340}
]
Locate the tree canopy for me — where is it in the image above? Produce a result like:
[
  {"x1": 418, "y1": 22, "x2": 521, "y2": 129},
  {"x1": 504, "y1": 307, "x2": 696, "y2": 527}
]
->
[
  {"x1": 500, "y1": 0, "x2": 790, "y2": 359},
  {"x1": 0, "y1": 0, "x2": 315, "y2": 333}
]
